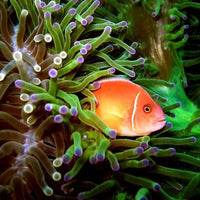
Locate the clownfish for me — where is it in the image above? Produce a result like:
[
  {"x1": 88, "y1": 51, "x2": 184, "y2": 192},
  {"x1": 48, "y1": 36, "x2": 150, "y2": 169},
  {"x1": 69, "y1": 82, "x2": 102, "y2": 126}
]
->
[{"x1": 92, "y1": 78, "x2": 166, "y2": 136}]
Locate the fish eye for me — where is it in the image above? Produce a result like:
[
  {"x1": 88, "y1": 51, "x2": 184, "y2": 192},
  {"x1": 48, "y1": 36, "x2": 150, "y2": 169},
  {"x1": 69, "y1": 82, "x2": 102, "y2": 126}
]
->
[{"x1": 143, "y1": 105, "x2": 151, "y2": 113}]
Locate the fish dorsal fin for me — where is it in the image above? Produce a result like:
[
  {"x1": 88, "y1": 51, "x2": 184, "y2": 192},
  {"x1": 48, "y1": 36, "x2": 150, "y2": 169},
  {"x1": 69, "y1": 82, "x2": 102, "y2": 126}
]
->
[{"x1": 131, "y1": 91, "x2": 141, "y2": 130}]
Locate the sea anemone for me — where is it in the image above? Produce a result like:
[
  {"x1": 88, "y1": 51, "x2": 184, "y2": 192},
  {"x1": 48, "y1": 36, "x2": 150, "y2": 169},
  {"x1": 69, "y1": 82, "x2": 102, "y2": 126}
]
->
[{"x1": 0, "y1": 0, "x2": 200, "y2": 200}]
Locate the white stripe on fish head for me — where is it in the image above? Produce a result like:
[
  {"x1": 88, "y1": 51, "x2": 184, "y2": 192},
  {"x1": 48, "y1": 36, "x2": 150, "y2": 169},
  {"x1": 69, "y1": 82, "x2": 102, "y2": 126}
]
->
[{"x1": 131, "y1": 91, "x2": 141, "y2": 130}]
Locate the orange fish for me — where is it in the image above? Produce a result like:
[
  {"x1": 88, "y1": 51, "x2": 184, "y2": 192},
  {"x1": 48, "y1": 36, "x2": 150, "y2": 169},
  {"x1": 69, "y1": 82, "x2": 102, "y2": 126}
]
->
[{"x1": 93, "y1": 78, "x2": 166, "y2": 136}]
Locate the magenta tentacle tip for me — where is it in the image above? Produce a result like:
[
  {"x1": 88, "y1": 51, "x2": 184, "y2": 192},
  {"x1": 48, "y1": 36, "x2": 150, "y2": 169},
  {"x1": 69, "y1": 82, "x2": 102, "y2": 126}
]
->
[
  {"x1": 74, "y1": 148, "x2": 83, "y2": 157},
  {"x1": 89, "y1": 156, "x2": 97, "y2": 165},
  {"x1": 74, "y1": 41, "x2": 81, "y2": 45},
  {"x1": 183, "y1": 81, "x2": 188, "y2": 88},
  {"x1": 64, "y1": 174, "x2": 72, "y2": 182},
  {"x1": 53, "y1": 22, "x2": 59, "y2": 28},
  {"x1": 129, "y1": 47, "x2": 136, "y2": 55},
  {"x1": 132, "y1": 41, "x2": 138, "y2": 48},
  {"x1": 39, "y1": 2, "x2": 46, "y2": 9},
  {"x1": 140, "y1": 57, "x2": 146, "y2": 64},
  {"x1": 163, "y1": 98, "x2": 168, "y2": 103},
  {"x1": 140, "y1": 142, "x2": 148, "y2": 150},
  {"x1": 191, "y1": 136, "x2": 197, "y2": 143},
  {"x1": 135, "y1": 147, "x2": 144, "y2": 155},
  {"x1": 112, "y1": 164, "x2": 120, "y2": 171},
  {"x1": 129, "y1": 71, "x2": 135, "y2": 78},
  {"x1": 153, "y1": 94, "x2": 159, "y2": 99},
  {"x1": 54, "y1": 114, "x2": 63, "y2": 123},
  {"x1": 184, "y1": 24, "x2": 189, "y2": 29},
  {"x1": 169, "y1": 148, "x2": 176, "y2": 156},
  {"x1": 151, "y1": 12, "x2": 157, "y2": 18},
  {"x1": 109, "y1": 129, "x2": 117, "y2": 139},
  {"x1": 170, "y1": 15, "x2": 176, "y2": 21},
  {"x1": 153, "y1": 183, "x2": 161, "y2": 192},
  {"x1": 121, "y1": 21, "x2": 128, "y2": 28},
  {"x1": 14, "y1": 80, "x2": 23, "y2": 88},
  {"x1": 93, "y1": 81, "x2": 101, "y2": 89},
  {"x1": 45, "y1": 104, "x2": 53, "y2": 112},
  {"x1": 69, "y1": 22, "x2": 77, "y2": 29},
  {"x1": 139, "y1": 197, "x2": 148, "y2": 200},
  {"x1": 81, "y1": 19, "x2": 88, "y2": 26},
  {"x1": 184, "y1": 34, "x2": 189, "y2": 40},
  {"x1": 85, "y1": 43, "x2": 92, "y2": 51},
  {"x1": 62, "y1": 155, "x2": 71, "y2": 164},
  {"x1": 69, "y1": 8, "x2": 76, "y2": 16},
  {"x1": 104, "y1": 26, "x2": 112, "y2": 34},
  {"x1": 53, "y1": 4, "x2": 62, "y2": 11},
  {"x1": 60, "y1": 185, "x2": 64, "y2": 192},
  {"x1": 30, "y1": 94, "x2": 38, "y2": 102},
  {"x1": 140, "y1": 63, "x2": 145, "y2": 69},
  {"x1": 105, "y1": 21, "x2": 112, "y2": 25},
  {"x1": 170, "y1": 82, "x2": 175, "y2": 87},
  {"x1": 70, "y1": 107, "x2": 78, "y2": 117},
  {"x1": 166, "y1": 122, "x2": 173, "y2": 129},
  {"x1": 96, "y1": 153, "x2": 105, "y2": 162},
  {"x1": 80, "y1": 48, "x2": 87, "y2": 55},
  {"x1": 107, "y1": 45, "x2": 114, "y2": 52},
  {"x1": 59, "y1": 105, "x2": 68, "y2": 115},
  {"x1": 77, "y1": 193, "x2": 84, "y2": 200},
  {"x1": 86, "y1": 15, "x2": 94, "y2": 23},
  {"x1": 183, "y1": 15, "x2": 188, "y2": 21},
  {"x1": 141, "y1": 159, "x2": 149, "y2": 167},
  {"x1": 177, "y1": 102, "x2": 182, "y2": 107},
  {"x1": 77, "y1": 56, "x2": 84, "y2": 64},
  {"x1": 48, "y1": 68, "x2": 58, "y2": 78},
  {"x1": 94, "y1": 0, "x2": 100, "y2": 6},
  {"x1": 44, "y1": 11, "x2": 51, "y2": 19},
  {"x1": 150, "y1": 147, "x2": 159, "y2": 155},
  {"x1": 109, "y1": 68, "x2": 115, "y2": 74}
]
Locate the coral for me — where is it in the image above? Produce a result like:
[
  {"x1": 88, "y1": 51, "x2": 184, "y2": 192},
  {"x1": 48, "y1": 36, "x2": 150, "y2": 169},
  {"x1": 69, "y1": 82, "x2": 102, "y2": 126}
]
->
[{"x1": 0, "y1": 0, "x2": 200, "y2": 200}]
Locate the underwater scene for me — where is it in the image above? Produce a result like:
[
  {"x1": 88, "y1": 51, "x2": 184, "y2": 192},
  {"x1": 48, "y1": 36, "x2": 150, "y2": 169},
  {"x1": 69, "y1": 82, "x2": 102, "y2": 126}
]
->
[{"x1": 0, "y1": 0, "x2": 200, "y2": 199}]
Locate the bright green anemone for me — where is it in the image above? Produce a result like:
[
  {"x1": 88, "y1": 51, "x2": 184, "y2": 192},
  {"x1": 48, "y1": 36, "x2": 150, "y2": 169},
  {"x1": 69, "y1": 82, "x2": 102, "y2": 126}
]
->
[{"x1": 0, "y1": 0, "x2": 200, "y2": 200}]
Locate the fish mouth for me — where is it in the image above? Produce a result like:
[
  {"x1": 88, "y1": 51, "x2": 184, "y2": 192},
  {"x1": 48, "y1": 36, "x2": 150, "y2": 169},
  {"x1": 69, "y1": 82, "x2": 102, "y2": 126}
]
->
[
  {"x1": 159, "y1": 118, "x2": 166, "y2": 122},
  {"x1": 156, "y1": 118, "x2": 166, "y2": 126},
  {"x1": 151, "y1": 118, "x2": 166, "y2": 127}
]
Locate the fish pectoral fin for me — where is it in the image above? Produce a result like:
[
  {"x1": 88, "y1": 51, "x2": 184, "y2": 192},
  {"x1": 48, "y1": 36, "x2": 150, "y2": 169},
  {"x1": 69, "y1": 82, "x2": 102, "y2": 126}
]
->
[
  {"x1": 101, "y1": 112, "x2": 123, "y2": 120},
  {"x1": 99, "y1": 112, "x2": 122, "y2": 129}
]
